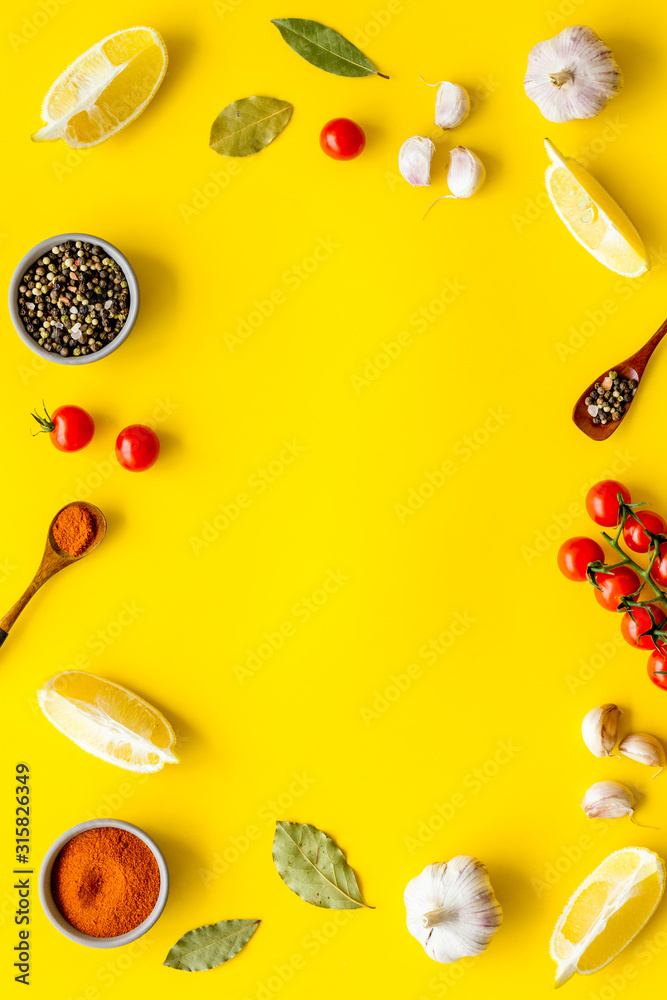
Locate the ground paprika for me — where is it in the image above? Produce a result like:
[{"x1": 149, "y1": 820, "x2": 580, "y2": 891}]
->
[
  {"x1": 51, "y1": 504, "x2": 95, "y2": 557},
  {"x1": 51, "y1": 827, "x2": 160, "y2": 937}
]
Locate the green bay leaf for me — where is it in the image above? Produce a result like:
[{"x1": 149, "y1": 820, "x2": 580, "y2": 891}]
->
[
  {"x1": 209, "y1": 96, "x2": 293, "y2": 157},
  {"x1": 272, "y1": 821, "x2": 370, "y2": 909},
  {"x1": 271, "y1": 19, "x2": 387, "y2": 78},
  {"x1": 163, "y1": 918, "x2": 260, "y2": 971}
]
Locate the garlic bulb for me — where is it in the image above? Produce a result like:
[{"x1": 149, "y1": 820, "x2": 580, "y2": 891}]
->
[
  {"x1": 581, "y1": 703, "x2": 621, "y2": 757},
  {"x1": 399, "y1": 136, "x2": 435, "y2": 187},
  {"x1": 581, "y1": 781, "x2": 634, "y2": 820},
  {"x1": 404, "y1": 857, "x2": 502, "y2": 963},
  {"x1": 619, "y1": 733, "x2": 665, "y2": 776},
  {"x1": 524, "y1": 25, "x2": 622, "y2": 123},
  {"x1": 428, "y1": 81, "x2": 470, "y2": 130}
]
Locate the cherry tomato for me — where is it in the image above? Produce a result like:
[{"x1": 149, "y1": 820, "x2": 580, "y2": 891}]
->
[
  {"x1": 557, "y1": 536, "x2": 604, "y2": 582},
  {"x1": 620, "y1": 604, "x2": 666, "y2": 650},
  {"x1": 594, "y1": 566, "x2": 641, "y2": 612},
  {"x1": 648, "y1": 650, "x2": 667, "y2": 690},
  {"x1": 585, "y1": 480, "x2": 631, "y2": 527},
  {"x1": 650, "y1": 541, "x2": 667, "y2": 587},
  {"x1": 319, "y1": 118, "x2": 366, "y2": 160},
  {"x1": 115, "y1": 425, "x2": 160, "y2": 472},
  {"x1": 31, "y1": 403, "x2": 94, "y2": 452},
  {"x1": 623, "y1": 511, "x2": 667, "y2": 553}
]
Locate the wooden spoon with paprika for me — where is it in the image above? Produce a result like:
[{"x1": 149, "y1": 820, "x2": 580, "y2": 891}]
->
[{"x1": 0, "y1": 502, "x2": 106, "y2": 649}]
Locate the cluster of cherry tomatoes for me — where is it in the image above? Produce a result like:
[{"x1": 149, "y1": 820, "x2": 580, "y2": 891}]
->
[
  {"x1": 32, "y1": 403, "x2": 160, "y2": 472},
  {"x1": 558, "y1": 480, "x2": 667, "y2": 691}
]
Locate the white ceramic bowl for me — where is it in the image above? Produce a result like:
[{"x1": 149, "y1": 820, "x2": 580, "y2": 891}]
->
[
  {"x1": 39, "y1": 818, "x2": 168, "y2": 948},
  {"x1": 8, "y1": 233, "x2": 139, "y2": 365}
]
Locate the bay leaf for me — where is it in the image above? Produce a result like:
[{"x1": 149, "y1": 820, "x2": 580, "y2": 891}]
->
[
  {"x1": 273, "y1": 821, "x2": 370, "y2": 909},
  {"x1": 209, "y1": 96, "x2": 293, "y2": 157},
  {"x1": 163, "y1": 918, "x2": 260, "y2": 971},
  {"x1": 271, "y1": 19, "x2": 388, "y2": 78}
]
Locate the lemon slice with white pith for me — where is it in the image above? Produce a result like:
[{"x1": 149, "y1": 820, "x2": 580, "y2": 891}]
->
[{"x1": 544, "y1": 138, "x2": 650, "y2": 277}]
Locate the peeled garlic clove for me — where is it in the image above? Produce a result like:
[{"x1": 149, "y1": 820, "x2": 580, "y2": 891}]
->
[
  {"x1": 446, "y1": 146, "x2": 485, "y2": 199},
  {"x1": 581, "y1": 703, "x2": 621, "y2": 757},
  {"x1": 404, "y1": 856, "x2": 502, "y2": 964},
  {"x1": 524, "y1": 25, "x2": 622, "y2": 123},
  {"x1": 433, "y1": 81, "x2": 470, "y2": 130},
  {"x1": 619, "y1": 733, "x2": 666, "y2": 776},
  {"x1": 399, "y1": 136, "x2": 435, "y2": 187},
  {"x1": 581, "y1": 780, "x2": 634, "y2": 819}
]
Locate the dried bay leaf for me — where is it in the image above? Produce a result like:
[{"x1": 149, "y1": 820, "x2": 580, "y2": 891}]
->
[
  {"x1": 163, "y1": 918, "x2": 260, "y2": 971},
  {"x1": 209, "y1": 96, "x2": 293, "y2": 157},
  {"x1": 273, "y1": 821, "x2": 371, "y2": 909},
  {"x1": 271, "y1": 19, "x2": 388, "y2": 78}
]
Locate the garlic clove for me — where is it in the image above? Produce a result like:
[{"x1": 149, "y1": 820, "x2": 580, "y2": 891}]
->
[
  {"x1": 524, "y1": 25, "x2": 622, "y2": 123},
  {"x1": 431, "y1": 81, "x2": 470, "y2": 130},
  {"x1": 446, "y1": 146, "x2": 485, "y2": 199},
  {"x1": 404, "y1": 856, "x2": 502, "y2": 964},
  {"x1": 581, "y1": 703, "x2": 621, "y2": 757},
  {"x1": 581, "y1": 780, "x2": 634, "y2": 819},
  {"x1": 399, "y1": 135, "x2": 435, "y2": 187},
  {"x1": 619, "y1": 733, "x2": 666, "y2": 776}
]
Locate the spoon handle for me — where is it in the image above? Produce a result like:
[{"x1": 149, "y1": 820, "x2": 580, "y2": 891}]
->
[
  {"x1": 634, "y1": 318, "x2": 667, "y2": 375},
  {"x1": 0, "y1": 578, "x2": 46, "y2": 648}
]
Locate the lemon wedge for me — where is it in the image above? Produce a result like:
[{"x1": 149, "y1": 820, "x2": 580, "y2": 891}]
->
[
  {"x1": 544, "y1": 138, "x2": 650, "y2": 277},
  {"x1": 38, "y1": 670, "x2": 179, "y2": 772},
  {"x1": 32, "y1": 26, "x2": 167, "y2": 148},
  {"x1": 550, "y1": 847, "x2": 665, "y2": 987}
]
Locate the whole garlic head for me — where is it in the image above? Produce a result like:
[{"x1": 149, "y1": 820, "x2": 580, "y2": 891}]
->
[
  {"x1": 399, "y1": 136, "x2": 435, "y2": 187},
  {"x1": 581, "y1": 703, "x2": 621, "y2": 757},
  {"x1": 581, "y1": 780, "x2": 634, "y2": 819},
  {"x1": 404, "y1": 857, "x2": 502, "y2": 963},
  {"x1": 524, "y1": 25, "x2": 622, "y2": 123}
]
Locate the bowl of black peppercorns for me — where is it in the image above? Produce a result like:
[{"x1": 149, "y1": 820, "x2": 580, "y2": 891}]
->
[{"x1": 8, "y1": 233, "x2": 139, "y2": 365}]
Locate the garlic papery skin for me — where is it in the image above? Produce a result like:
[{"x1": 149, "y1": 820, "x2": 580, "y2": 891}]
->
[
  {"x1": 404, "y1": 857, "x2": 502, "y2": 963},
  {"x1": 581, "y1": 781, "x2": 634, "y2": 820},
  {"x1": 581, "y1": 703, "x2": 621, "y2": 757},
  {"x1": 433, "y1": 81, "x2": 470, "y2": 130},
  {"x1": 524, "y1": 25, "x2": 622, "y2": 123},
  {"x1": 446, "y1": 146, "x2": 485, "y2": 199},
  {"x1": 399, "y1": 136, "x2": 435, "y2": 187},
  {"x1": 619, "y1": 733, "x2": 666, "y2": 776}
]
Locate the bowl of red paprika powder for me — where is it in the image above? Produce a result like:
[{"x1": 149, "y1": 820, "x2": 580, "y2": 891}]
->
[{"x1": 39, "y1": 819, "x2": 168, "y2": 948}]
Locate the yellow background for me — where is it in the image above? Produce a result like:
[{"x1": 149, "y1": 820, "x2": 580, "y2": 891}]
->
[{"x1": 2, "y1": 0, "x2": 667, "y2": 997}]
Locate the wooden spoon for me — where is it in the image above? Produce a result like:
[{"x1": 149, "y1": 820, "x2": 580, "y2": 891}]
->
[
  {"x1": 573, "y1": 318, "x2": 667, "y2": 440},
  {"x1": 0, "y1": 502, "x2": 106, "y2": 649}
]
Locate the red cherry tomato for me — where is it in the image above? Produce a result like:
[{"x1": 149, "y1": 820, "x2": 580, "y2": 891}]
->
[
  {"x1": 648, "y1": 650, "x2": 667, "y2": 690},
  {"x1": 319, "y1": 118, "x2": 366, "y2": 160},
  {"x1": 651, "y1": 541, "x2": 667, "y2": 587},
  {"x1": 621, "y1": 604, "x2": 666, "y2": 650},
  {"x1": 594, "y1": 566, "x2": 642, "y2": 612},
  {"x1": 557, "y1": 537, "x2": 604, "y2": 582},
  {"x1": 115, "y1": 424, "x2": 160, "y2": 472},
  {"x1": 31, "y1": 403, "x2": 94, "y2": 452},
  {"x1": 585, "y1": 480, "x2": 631, "y2": 527},
  {"x1": 623, "y1": 511, "x2": 667, "y2": 552}
]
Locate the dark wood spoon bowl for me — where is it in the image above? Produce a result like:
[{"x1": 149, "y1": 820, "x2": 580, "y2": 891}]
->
[
  {"x1": 573, "y1": 318, "x2": 667, "y2": 441},
  {"x1": 0, "y1": 502, "x2": 106, "y2": 648}
]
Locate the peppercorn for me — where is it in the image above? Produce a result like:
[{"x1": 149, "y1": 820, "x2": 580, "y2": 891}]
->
[{"x1": 586, "y1": 370, "x2": 638, "y2": 425}]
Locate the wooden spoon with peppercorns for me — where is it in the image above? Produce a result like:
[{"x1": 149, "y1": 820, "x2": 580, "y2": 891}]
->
[
  {"x1": 0, "y1": 502, "x2": 105, "y2": 649},
  {"x1": 573, "y1": 318, "x2": 667, "y2": 440}
]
